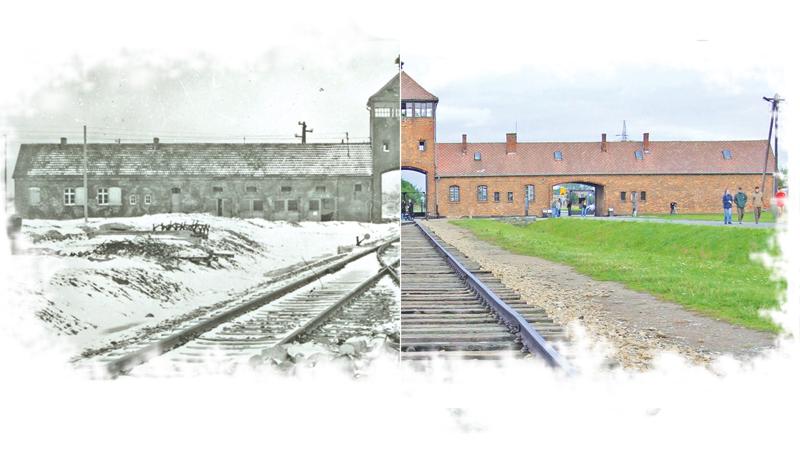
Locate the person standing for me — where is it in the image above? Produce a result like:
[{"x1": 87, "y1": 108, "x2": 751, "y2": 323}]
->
[
  {"x1": 631, "y1": 192, "x2": 639, "y2": 217},
  {"x1": 752, "y1": 186, "x2": 764, "y2": 224},
  {"x1": 579, "y1": 197, "x2": 587, "y2": 217},
  {"x1": 567, "y1": 198, "x2": 572, "y2": 216},
  {"x1": 670, "y1": 201, "x2": 677, "y2": 215},
  {"x1": 722, "y1": 188, "x2": 734, "y2": 224},
  {"x1": 734, "y1": 187, "x2": 747, "y2": 224}
]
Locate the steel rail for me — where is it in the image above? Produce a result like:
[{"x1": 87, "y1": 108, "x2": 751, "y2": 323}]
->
[
  {"x1": 413, "y1": 220, "x2": 573, "y2": 373},
  {"x1": 103, "y1": 235, "x2": 399, "y2": 376},
  {"x1": 273, "y1": 261, "x2": 396, "y2": 346}
]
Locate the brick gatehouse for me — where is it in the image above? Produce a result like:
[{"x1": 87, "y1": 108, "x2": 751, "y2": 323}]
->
[{"x1": 399, "y1": 71, "x2": 776, "y2": 217}]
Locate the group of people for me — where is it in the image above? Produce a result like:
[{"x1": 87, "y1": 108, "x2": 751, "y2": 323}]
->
[
  {"x1": 401, "y1": 199, "x2": 415, "y2": 221},
  {"x1": 722, "y1": 186, "x2": 765, "y2": 224},
  {"x1": 551, "y1": 197, "x2": 591, "y2": 217}
]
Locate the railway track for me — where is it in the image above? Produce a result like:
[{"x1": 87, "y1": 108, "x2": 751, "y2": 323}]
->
[
  {"x1": 401, "y1": 221, "x2": 572, "y2": 370},
  {"x1": 84, "y1": 237, "x2": 400, "y2": 377}
]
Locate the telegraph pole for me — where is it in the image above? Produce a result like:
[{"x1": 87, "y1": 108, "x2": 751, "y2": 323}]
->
[
  {"x1": 760, "y1": 94, "x2": 783, "y2": 195},
  {"x1": 346, "y1": 131, "x2": 350, "y2": 157},
  {"x1": 83, "y1": 125, "x2": 88, "y2": 223},
  {"x1": 3, "y1": 133, "x2": 7, "y2": 214},
  {"x1": 295, "y1": 121, "x2": 313, "y2": 144}
]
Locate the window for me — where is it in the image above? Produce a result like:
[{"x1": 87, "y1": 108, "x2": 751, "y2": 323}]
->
[
  {"x1": 246, "y1": 186, "x2": 258, "y2": 193},
  {"x1": 474, "y1": 152, "x2": 481, "y2": 161},
  {"x1": 403, "y1": 102, "x2": 434, "y2": 118},
  {"x1": 109, "y1": 187, "x2": 122, "y2": 205},
  {"x1": 375, "y1": 107, "x2": 393, "y2": 117},
  {"x1": 507, "y1": 192, "x2": 514, "y2": 202},
  {"x1": 287, "y1": 200, "x2": 298, "y2": 211},
  {"x1": 213, "y1": 186, "x2": 223, "y2": 193},
  {"x1": 449, "y1": 185, "x2": 460, "y2": 202},
  {"x1": 144, "y1": 194, "x2": 152, "y2": 205},
  {"x1": 640, "y1": 191, "x2": 647, "y2": 202},
  {"x1": 722, "y1": 149, "x2": 732, "y2": 160},
  {"x1": 281, "y1": 186, "x2": 292, "y2": 193},
  {"x1": 382, "y1": 142, "x2": 390, "y2": 152},
  {"x1": 494, "y1": 192, "x2": 500, "y2": 202},
  {"x1": 322, "y1": 198, "x2": 334, "y2": 209},
  {"x1": 97, "y1": 188, "x2": 109, "y2": 205},
  {"x1": 129, "y1": 194, "x2": 137, "y2": 205},
  {"x1": 554, "y1": 151, "x2": 563, "y2": 161},
  {"x1": 525, "y1": 185, "x2": 535, "y2": 202},
  {"x1": 315, "y1": 186, "x2": 326, "y2": 193},
  {"x1": 354, "y1": 183, "x2": 362, "y2": 192},
  {"x1": 29, "y1": 187, "x2": 41, "y2": 206},
  {"x1": 477, "y1": 185, "x2": 488, "y2": 202},
  {"x1": 309, "y1": 199, "x2": 320, "y2": 211},
  {"x1": 634, "y1": 150, "x2": 644, "y2": 160},
  {"x1": 252, "y1": 199, "x2": 264, "y2": 211},
  {"x1": 64, "y1": 188, "x2": 76, "y2": 205},
  {"x1": 171, "y1": 187, "x2": 181, "y2": 194},
  {"x1": 620, "y1": 191, "x2": 627, "y2": 202},
  {"x1": 418, "y1": 140, "x2": 426, "y2": 151}
]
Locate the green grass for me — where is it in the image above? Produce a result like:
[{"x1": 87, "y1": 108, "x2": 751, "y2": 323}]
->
[
  {"x1": 453, "y1": 218, "x2": 784, "y2": 332},
  {"x1": 640, "y1": 211, "x2": 776, "y2": 223}
]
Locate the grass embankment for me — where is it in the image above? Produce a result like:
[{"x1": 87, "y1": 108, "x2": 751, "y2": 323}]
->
[
  {"x1": 453, "y1": 219, "x2": 783, "y2": 332},
  {"x1": 641, "y1": 211, "x2": 776, "y2": 223}
]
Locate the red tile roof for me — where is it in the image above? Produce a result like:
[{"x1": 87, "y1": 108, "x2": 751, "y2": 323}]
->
[
  {"x1": 437, "y1": 139, "x2": 774, "y2": 177},
  {"x1": 13, "y1": 142, "x2": 373, "y2": 178},
  {"x1": 401, "y1": 72, "x2": 438, "y2": 102}
]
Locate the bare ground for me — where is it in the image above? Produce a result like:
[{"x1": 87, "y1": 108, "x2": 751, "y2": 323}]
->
[{"x1": 424, "y1": 219, "x2": 777, "y2": 370}]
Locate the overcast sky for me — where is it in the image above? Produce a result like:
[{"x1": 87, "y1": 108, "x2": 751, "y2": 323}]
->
[{"x1": 2, "y1": 1, "x2": 795, "y2": 197}]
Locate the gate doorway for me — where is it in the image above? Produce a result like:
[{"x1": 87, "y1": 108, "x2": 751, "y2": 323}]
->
[
  {"x1": 552, "y1": 182, "x2": 606, "y2": 216},
  {"x1": 170, "y1": 188, "x2": 181, "y2": 213},
  {"x1": 401, "y1": 168, "x2": 427, "y2": 218}
]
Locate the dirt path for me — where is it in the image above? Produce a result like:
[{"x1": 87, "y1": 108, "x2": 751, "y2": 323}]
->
[{"x1": 424, "y1": 219, "x2": 777, "y2": 370}]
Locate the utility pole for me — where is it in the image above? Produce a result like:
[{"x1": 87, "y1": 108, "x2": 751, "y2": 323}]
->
[
  {"x1": 295, "y1": 121, "x2": 313, "y2": 144},
  {"x1": 83, "y1": 125, "x2": 88, "y2": 223},
  {"x1": 3, "y1": 133, "x2": 7, "y2": 214},
  {"x1": 346, "y1": 131, "x2": 350, "y2": 157},
  {"x1": 617, "y1": 120, "x2": 629, "y2": 141},
  {"x1": 760, "y1": 94, "x2": 783, "y2": 195}
]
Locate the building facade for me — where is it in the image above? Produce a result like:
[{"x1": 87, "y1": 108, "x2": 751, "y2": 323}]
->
[
  {"x1": 13, "y1": 142, "x2": 377, "y2": 221},
  {"x1": 401, "y1": 72, "x2": 777, "y2": 217}
]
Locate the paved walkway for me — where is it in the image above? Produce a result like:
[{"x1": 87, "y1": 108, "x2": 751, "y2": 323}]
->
[{"x1": 546, "y1": 215, "x2": 780, "y2": 229}]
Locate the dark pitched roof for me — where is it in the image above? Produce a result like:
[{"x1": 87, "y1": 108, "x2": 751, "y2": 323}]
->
[
  {"x1": 13, "y1": 142, "x2": 373, "y2": 178},
  {"x1": 437, "y1": 139, "x2": 774, "y2": 177},
  {"x1": 368, "y1": 73, "x2": 400, "y2": 105},
  {"x1": 401, "y1": 72, "x2": 438, "y2": 102}
]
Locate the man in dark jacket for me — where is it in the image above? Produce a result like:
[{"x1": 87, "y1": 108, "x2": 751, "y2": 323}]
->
[
  {"x1": 752, "y1": 186, "x2": 764, "y2": 224},
  {"x1": 734, "y1": 187, "x2": 747, "y2": 224},
  {"x1": 722, "y1": 189, "x2": 734, "y2": 224}
]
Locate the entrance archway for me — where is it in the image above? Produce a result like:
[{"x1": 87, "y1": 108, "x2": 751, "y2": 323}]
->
[
  {"x1": 551, "y1": 181, "x2": 606, "y2": 216},
  {"x1": 381, "y1": 169, "x2": 401, "y2": 221},
  {"x1": 401, "y1": 167, "x2": 427, "y2": 218}
]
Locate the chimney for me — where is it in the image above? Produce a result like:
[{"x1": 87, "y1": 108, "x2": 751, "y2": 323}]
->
[
  {"x1": 153, "y1": 137, "x2": 160, "y2": 144},
  {"x1": 505, "y1": 132, "x2": 517, "y2": 154},
  {"x1": 461, "y1": 134, "x2": 467, "y2": 154},
  {"x1": 601, "y1": 133, "x2": 607, "y2": 152},
  {"x1": 643, "y1": 132, "x2": 649, "y2": 151},
  {"x1": 60, "y1": 137, "x2": 67, "y2": 145}
]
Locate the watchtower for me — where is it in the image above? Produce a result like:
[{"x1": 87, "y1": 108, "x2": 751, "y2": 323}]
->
[
  {"x1": 399, "y1": 72, "x2": 438, "y2": 217},
  {"x1": 367, "y1": 73, "x2": 401, "y2": 222}
]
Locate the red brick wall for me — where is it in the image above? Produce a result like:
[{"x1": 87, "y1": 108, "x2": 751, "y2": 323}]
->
[
  {"x1": 435, "y1": 173, "x2": 775, "y2": 217},
  {"x1": 401, "y1": 117, "x2": 437, "y2": 214}
]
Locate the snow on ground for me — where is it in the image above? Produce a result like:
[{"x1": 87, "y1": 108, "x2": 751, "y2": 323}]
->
[{"x1": 8, "y1": 213, "x2": 397, "y2": 353}]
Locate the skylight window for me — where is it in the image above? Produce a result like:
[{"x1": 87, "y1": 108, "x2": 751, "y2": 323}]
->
[
  {"x1": 474, "y1": 152, "x2": 481, "y2": 161},
  {"x1": 722, "y1": 149, "x2": 732, "y2": 160},
  {"x1": 634, "y1": 150, "x2": 644, "y2": 160},
  {"x1": 554, "y1": 151, "x2": 563, "y2": 161}
]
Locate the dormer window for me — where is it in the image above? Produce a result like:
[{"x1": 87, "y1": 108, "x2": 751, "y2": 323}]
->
[
  {"x1": 554, "y1": 151, "x2": 563, "y2": 161},
  {"x1": 474, "y1": 152, "x2": 481, "y2": 161},
  {"x1": 634, "y1": 150, "x2": 644, "y2": 160},
  {"x1": 722, "y1": 149, "x2": 732, "y2": 160}
]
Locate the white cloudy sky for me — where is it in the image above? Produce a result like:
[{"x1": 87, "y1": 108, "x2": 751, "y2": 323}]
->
[{"x1": 1, "y1": 0, "x2": 795, "y2": 190}]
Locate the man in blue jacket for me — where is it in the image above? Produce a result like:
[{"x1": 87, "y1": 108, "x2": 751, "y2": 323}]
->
[{"x1": 722, "y1": 189, "x2": 734, "y2": 224}]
